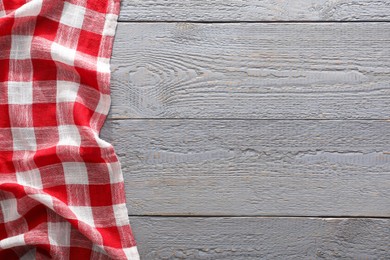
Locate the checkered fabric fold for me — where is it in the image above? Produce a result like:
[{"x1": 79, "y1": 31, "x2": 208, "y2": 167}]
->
[{"x1": 0, "y1": 0, "x2": 139, "y2": 259}]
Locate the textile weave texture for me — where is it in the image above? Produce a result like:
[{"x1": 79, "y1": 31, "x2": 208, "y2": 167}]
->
[{"x1": 0, "y1": 0, "x2": 139, "y2": 259}]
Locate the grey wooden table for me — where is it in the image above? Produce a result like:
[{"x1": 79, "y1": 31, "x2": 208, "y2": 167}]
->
[{"x1": 101, "y1": 1, "x2": 390, "y2": 259}]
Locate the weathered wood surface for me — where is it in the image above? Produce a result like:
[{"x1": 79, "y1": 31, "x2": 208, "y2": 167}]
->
[
  {"x1": 101, "y1": 119, "x2": 390, "y2": 216},
  {"x1": 113, "y1": 3, "x2": 390, "y2": 258},
  {"x1": 110, "y1": 22, "x2": 390, "y2": 119},
  {"x1": 129, "y1": 217, "x2": 390, "y2": 259},
  {"x1": 119, "y1": 0, "x2": 390, "y2": 22}
]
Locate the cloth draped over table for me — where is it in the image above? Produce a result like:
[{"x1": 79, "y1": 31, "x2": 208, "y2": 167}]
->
[{"x1": 0, "y1": 0, "x2": 139, "y2": 259}]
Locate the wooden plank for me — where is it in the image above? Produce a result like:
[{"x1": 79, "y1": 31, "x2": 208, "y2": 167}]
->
[
  {"x1": 119, "y1": 0, "x2": 390, "y2": 22},
  {"x1": 110, "y1": 22, "x2": 390, "y2": 119},
  {"x1": 101, "y1": 119, "x2": 390, "y2": 216},
  {"x1": 129, "y1": 217, "x2": 390, "y2": 259}
]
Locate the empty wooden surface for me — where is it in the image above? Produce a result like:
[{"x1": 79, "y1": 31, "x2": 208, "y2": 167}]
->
[
  {"x1": 129, "y1": 217, "x2": 390, "y2": 259},
  {"x1": 101, "y1": 119, "x2": 390, "y2": 216},
  {"x1": 106, "y1": 1, "x2": 390, "y2": 259},
  {"x1": 119, "y1": 0, "x2": 390, "y2": 22},
  {"x1": 110, "y1": 22, "x2": 390, "y2": 119}
]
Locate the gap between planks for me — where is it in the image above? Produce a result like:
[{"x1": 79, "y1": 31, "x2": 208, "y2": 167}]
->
[
  {"x1": 106, "y1": 118, "x2": 390, "y2": 121},
  {"x1": 128, "y1": 215, "x2": 390, "y2": 219},
  {"x1": 117, "y1": 20, "x2": 390, "y2": 23}
]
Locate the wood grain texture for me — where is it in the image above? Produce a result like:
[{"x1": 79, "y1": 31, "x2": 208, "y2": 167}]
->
[
  {"x1": 129, "y1": 217, "x2": 390, "y2": 259},
  {"x1": 101, "y1": 119, "x2": 390, "y2": 216},
  {"x1": 119, "y1": 0, "x2": 390, "y2": 22},
  {"x1": 110, "y1": 22, "x2": 390, "y2": 119}
]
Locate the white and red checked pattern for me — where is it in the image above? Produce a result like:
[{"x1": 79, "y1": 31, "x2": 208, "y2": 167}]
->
[{"x1": 0, "y1": 0, "x2": 139, "y2": 259}]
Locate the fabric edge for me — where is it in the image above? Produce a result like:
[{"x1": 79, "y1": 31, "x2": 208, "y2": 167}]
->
[{"x1": 99, "y1": 1, "x2": 140, "y2": 259}]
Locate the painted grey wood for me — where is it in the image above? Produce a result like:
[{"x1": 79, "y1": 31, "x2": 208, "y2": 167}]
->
[
  {"x1": 119, "y1": 0, "x2": 390, "y2": 22},
  {"x1": 101, "y1": 119, "x2": 390, "y2": 216},
  {"x1": 110, "y1": 22, "x2": 390, "y2": 119},
  {"x1": 129, "y1": 217, "x2": 390, "y2": 259}
]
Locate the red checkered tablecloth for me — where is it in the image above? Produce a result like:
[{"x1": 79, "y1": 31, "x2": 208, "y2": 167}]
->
[{"x1": 0, "y1": 0, "x2": 139, "y2": 258}]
